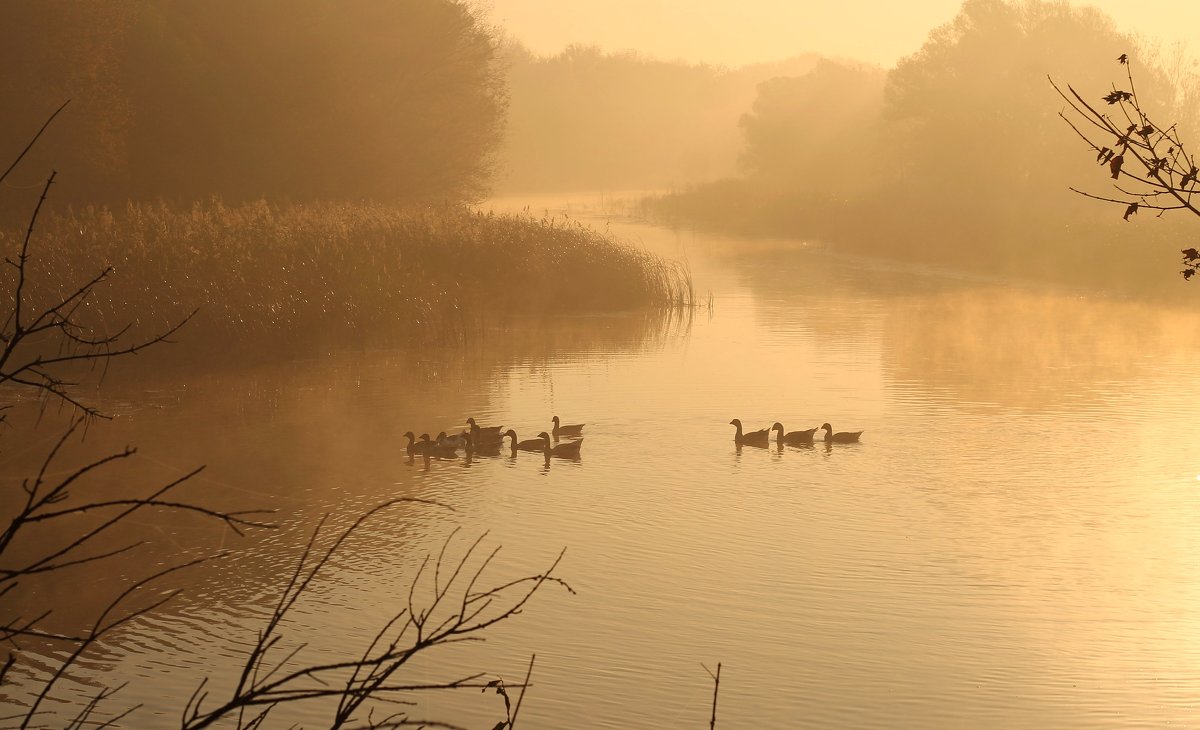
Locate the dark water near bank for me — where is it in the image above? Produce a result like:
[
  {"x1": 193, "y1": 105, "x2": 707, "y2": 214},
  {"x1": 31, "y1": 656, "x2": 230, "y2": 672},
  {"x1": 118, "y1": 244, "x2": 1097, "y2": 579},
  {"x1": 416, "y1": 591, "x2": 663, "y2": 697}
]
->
[{"x1": 6, "y1": 195, "x2": 1200, "y2": 728}]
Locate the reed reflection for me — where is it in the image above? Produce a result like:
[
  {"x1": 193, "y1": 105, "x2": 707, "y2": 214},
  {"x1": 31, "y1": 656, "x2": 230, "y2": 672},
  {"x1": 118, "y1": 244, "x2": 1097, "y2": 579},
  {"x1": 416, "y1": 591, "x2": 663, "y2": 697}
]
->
[{"x1": 2, "y1": 309, "x2": 661, "y2": 716}]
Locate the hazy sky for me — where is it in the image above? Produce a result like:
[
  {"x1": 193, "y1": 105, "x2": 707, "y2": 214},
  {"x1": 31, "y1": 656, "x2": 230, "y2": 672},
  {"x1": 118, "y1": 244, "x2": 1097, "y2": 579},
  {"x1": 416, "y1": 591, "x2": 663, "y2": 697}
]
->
[{"x1": 486, "y1": 0, "x2": 1198, "y2": 67}]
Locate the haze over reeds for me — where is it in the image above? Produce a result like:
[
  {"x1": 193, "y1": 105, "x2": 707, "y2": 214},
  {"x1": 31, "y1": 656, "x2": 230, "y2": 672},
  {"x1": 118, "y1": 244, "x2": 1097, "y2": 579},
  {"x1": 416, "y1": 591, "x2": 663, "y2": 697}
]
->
[
  {"x1": 10, "y1": 201, "x2": 692, "y2": 354},
  {"x1": 1, "y1": 0, "x2": 699, "y2": 363}
]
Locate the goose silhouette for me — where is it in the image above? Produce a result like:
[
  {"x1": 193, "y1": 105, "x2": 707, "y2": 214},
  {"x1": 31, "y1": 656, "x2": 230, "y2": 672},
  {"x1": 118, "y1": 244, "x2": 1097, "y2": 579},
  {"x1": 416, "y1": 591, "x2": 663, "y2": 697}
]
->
[
  {"x1": 551, "y1": 416, "x2": 585, "y2": 438},
  {"x1": 504, "y1": 429, "x2": 549, "y2": 453},
  {"x1": 539, "y1": 431, "x2": 583, "y2": 457},
  {"x1": 403, "y1": 431, "x2": 433, "y2": 455},
  {"x1": 730, "y1": 419, "x2": 770, "y2": 447},
  {"x1": 820, "y1": 423, "x2": 863, "y2": 444},
  {"x1": 772, "y1": 422, "x2": 817, "y2": 445}
]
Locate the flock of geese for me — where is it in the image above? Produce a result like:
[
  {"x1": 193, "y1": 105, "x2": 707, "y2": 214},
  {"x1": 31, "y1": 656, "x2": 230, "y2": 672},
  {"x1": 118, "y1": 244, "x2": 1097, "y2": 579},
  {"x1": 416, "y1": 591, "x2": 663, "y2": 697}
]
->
[
  {"x1": 404, "y1": 416, "x2": 585, "y2": 461},
  {"x1": 402, "y1": 415, "x2": 863, "y2": 466},
  {"x1": 730, "y1": 418, "x2": 863, "y2": 446}
]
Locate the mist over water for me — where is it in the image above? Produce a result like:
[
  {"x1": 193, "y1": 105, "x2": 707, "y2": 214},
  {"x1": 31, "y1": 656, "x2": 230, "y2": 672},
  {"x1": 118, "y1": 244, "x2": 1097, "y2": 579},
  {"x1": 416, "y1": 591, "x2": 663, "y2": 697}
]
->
[
  {"x1": 9, "y1": 199, "x2": 1200, "y2": 728},
  {"x1": 5, "y1": 1, "x2": 1200, "y2": 728}
]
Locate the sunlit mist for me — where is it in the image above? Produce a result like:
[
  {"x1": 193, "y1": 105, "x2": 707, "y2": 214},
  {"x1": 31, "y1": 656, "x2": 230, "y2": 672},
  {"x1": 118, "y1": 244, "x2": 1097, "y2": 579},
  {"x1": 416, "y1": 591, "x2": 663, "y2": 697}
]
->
[
  {"x1": 490, "y1": 0, "x2": 1199, "y2": 67},
  {"x1": 4, "y1": 1, "x2": 1200, "y2": 728}
]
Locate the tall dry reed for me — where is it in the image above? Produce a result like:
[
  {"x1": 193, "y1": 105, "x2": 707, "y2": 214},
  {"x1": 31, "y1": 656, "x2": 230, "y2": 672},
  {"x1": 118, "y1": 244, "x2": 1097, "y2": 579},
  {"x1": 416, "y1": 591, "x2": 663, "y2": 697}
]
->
[{"x1": 4, "y1": 200, "x2": 692, "y2": 353}]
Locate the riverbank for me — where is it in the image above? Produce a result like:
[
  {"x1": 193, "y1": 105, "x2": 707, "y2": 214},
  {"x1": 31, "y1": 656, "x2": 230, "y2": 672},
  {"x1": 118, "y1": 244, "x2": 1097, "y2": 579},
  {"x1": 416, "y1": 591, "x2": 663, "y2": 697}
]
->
[{"x1": 639, "y1": 179, "x2": 1195, "y2": 298}]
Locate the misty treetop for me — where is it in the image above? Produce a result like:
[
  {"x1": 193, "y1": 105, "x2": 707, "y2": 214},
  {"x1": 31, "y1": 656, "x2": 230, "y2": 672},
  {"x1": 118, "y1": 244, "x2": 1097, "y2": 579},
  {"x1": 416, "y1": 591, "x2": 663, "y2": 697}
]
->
[
  {"x1": 0, "y1": 0, "x2": 505, "y2": 206},
  {"x1": 737, "y1": 59, "x2": 886, "y2": 187}
]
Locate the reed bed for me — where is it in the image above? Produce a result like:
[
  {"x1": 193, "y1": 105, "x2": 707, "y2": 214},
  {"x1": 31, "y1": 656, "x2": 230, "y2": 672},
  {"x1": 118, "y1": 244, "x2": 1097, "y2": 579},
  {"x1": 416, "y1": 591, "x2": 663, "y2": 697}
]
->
[{"x1": 6, "y1": 200, "x2": 693, "y2": 352}]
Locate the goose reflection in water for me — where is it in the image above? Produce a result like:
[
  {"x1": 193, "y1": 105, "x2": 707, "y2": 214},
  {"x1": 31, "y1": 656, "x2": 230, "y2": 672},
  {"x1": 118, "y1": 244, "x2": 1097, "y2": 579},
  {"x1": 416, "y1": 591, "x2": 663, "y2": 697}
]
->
[{"x1": 404, "y1": 452, "x2": 433, "y2": 471}]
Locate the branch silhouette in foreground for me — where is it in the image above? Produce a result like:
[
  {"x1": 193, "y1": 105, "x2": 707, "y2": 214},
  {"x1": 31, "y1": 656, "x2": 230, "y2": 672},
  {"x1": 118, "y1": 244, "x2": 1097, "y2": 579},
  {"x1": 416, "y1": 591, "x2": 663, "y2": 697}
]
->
[
  {"x1": 3, "y1": 104, "x2": 572, "y2": 729},
  {"x1": 1051, "y1": 55, "x2": 1200, "y2": 279},
  {"x1": 0, "y1": 168, "x2": 196, "y2": 421},
  {"x1": 180, "y1": 514, "x2": 573, "y2": 730}
]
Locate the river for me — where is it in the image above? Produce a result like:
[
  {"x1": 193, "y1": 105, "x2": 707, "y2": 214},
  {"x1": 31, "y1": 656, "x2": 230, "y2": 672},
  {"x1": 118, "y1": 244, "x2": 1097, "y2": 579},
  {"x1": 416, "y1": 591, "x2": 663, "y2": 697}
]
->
[{"x1": 5, "y1": 194, "x2": 1200, "y2": 728}]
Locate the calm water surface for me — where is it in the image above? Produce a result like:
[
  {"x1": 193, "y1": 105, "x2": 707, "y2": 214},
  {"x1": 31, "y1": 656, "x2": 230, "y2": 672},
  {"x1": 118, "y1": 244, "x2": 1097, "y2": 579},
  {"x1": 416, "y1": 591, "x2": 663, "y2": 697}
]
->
[{"x1": 6, "y1": 196, "x2": 1200, "y2": 728}]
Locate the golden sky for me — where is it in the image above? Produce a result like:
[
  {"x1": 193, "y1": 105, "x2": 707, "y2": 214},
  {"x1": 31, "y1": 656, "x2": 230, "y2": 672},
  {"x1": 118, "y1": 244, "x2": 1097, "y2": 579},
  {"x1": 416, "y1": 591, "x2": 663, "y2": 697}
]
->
[{"x1": 486, "y1": 0, "x2": 1199, "y2": 67}]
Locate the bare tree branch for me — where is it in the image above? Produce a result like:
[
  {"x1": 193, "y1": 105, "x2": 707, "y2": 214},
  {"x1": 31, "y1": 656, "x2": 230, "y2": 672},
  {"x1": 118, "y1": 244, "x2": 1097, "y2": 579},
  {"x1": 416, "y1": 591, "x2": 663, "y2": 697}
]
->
[
  {"x1": 1052, "y1": 56, "x2": 1200, "y2": 278},
  {"x1": 0, "y1": 101, "x2": 69, "y2": 187}
]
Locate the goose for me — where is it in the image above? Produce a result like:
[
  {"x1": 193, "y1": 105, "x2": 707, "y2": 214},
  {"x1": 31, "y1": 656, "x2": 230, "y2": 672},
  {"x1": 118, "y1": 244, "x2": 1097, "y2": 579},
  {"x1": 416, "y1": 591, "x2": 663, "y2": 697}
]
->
[
  {"x1": 465, "y1": 431, "x2": 502, "y2": 457},
  {"x1": 504, "y1": 429, "x2": 548, "y2": 453},
  {"x1": 404, "y1": 431, "x2": 434, "y2": 455},
  {"x1": 539, "y1": 431, "x2": 583, "y2": 458},
  {"x1": 730, "y1": 418, "x2": 770, "y2": 447},
  {"x1": 436, "y1": 431, "x2": 468, "y2": 448},
  {"x1": 820, "y1": 423, "x2": 863, "y2": 444},
  {"x1": 466, "y1": 417, "x2": 504, "y2": 440},
  {"x1": 468, "y1": 420, "x2": 504, "y2": 447},
  {"x1": 551, "y1": 416, "x2": 584, "y2": 438},
  {"x1": 772, "y1": 422, "x2": 818, "y2": 445}
]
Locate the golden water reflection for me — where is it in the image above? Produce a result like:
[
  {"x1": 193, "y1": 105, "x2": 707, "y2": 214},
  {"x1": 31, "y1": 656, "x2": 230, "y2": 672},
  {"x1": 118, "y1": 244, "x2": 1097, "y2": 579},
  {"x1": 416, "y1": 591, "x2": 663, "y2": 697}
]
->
[{"x1": 8, "y1": 214, "x2": 1200, "y2": 729}]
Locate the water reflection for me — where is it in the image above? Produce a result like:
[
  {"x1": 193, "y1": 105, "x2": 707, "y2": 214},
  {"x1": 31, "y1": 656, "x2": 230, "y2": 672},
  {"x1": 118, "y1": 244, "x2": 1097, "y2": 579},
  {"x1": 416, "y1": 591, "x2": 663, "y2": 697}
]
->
[
  {"x1": 10, "y1": 204, "x2": 1200, "y2": 729},
  {"x1": 879, "y1": 287, "x2": 1200, "y2": 409},
  {"x1": 3, "y1": 309, "x2": 668, "y2": 726}
]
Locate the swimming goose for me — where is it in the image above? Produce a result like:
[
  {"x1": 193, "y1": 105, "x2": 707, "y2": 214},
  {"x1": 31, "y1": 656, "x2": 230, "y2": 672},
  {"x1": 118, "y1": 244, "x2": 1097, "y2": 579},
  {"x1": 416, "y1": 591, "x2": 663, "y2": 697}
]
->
[
  {"x1": 436, "y1": 431, "x2": 468, "y2": 448},
  {"x1": 730, "y1": 418, "x2": 771, "y2": 447},
  {"x1": 403, "y1": 431, "x2": 434, "y2": 455},
  {"x1": 469, "y1": 421, "x2": 504, "y2": 447},
  {"x1": 551, "y1": 416, "x2": 584, "y2": 438},
  {"x1": 772, "y1": 422, "x2": 818, "y2": 445},
  {"x1": 467, "y1": 417, "x2": 504, "y2": 439},
  {"x1": 820, "y1": 423, "x2": 863, "y2": 443},
  {"x1": 539, "y1": 431, "x2": 583, "y2": 457},
  {"x1": 504, "y1": 429, "x2": 548, "y2": 452}
]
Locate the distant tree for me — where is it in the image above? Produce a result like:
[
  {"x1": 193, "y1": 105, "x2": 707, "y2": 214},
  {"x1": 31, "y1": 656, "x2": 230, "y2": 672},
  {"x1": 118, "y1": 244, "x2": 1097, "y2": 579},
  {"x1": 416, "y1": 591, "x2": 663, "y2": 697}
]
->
[
  {"x1": 500, "y1": 42, "x2": 821, "y2": 192},
  {"x1": 1053, "y1": 55, "x2": 1200, "y2": 279},
  {"x1": 865, "y1": 0, "x2": 1194, "y2": 275},
  {"x1": 646, "y1": 0, "x2": 1198, "y2": 289},
  {"x1": 0, "y1": 0, "x2": 140, "y2": 203},
  {"x1": 738, "y1": 59, "x2": 885, "y2": 189},
  {"x1": 0, "y1": 0, "x2": 506, "y2": 205},
  {"x1": 882, "y1": 0, "x2": 1142, "y2": 204}
]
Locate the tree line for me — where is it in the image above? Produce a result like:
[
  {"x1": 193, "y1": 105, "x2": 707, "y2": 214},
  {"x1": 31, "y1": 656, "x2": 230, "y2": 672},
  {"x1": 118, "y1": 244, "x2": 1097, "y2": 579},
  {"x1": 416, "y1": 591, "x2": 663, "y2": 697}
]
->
[
  {"x1": 0, "y1": 0, "x2": 505, "y2": 207},
  {"x1": 499, "y1": 42, "x2": 823, "y2": 193},
  {"x1": 648, "y1": 0, "x2": 1200, "y2": 290}
]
